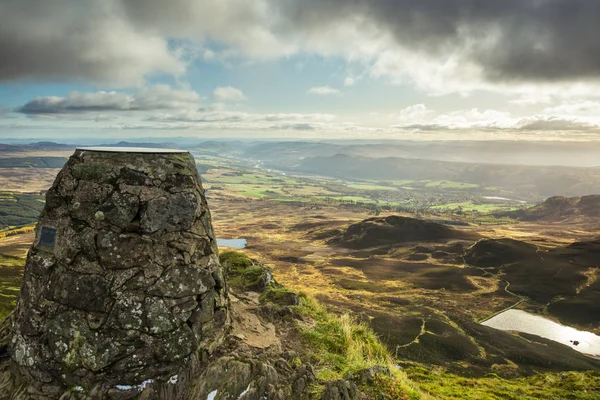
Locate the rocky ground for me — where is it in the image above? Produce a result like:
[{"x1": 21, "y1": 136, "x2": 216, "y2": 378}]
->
[{"x1": 0, "y1": 252, "x2": 410, "y2": 399}]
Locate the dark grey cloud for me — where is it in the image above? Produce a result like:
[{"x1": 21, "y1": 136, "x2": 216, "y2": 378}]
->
[
  {"x1": 2, "y1": 0, "x2": 600, "y2": 85},
  {"x1": 0, "y1": 0, "x2": 183, "y2": 85},
  {"x1": 277, "y1": 0, "x2": 600, "y2": 82}
]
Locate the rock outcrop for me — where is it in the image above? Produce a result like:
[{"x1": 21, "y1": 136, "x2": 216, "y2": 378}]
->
[{"x1": 7, "y1": 148, "x2": 229, "y2": 398}]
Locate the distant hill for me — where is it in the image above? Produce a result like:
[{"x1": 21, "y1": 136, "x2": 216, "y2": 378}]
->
[
  {"x1": 0, "y1": 142, "x2": 71, "y2": 152},
  {"x1": 464, "y1": 238, "x2": 593, "y2": 304},
  {"x1": 504, "y1": 195, "x2": 600, "y2": 221},
  {"x1": 328, "y1": 215, "x2": 478, "y2": 249},
  {"x1": 98, "y1": 141, "x2": 173, "y2": 149},
  {"x1": 290, "y1": 154, "x2": 600, "y2": 199},
  {"x1": 212, "y1": 140, "x2": 600, "y2": 168},
  {"x1": 0, "y1": 157, "x2": 68, "y2": 168}
]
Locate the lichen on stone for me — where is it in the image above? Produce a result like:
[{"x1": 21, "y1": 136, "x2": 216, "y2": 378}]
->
[{"x1": 7, "y1": 148, "x2": 230, "y2": 397}]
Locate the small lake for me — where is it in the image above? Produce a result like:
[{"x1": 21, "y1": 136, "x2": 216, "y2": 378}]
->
[
  {"x1": 483, "y1": 196, "x2": 527, "y2": 203},
  {"x1": 482, "y1": 309, "x2": 600, "y2": 357},
  {"x1": 216, "y1": 238, "x2": 247, "y2": 249}
]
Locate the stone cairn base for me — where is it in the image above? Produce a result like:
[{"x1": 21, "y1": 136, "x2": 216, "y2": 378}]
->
[{"x1": 7, "y1": 148, "x2": 229, "y2": 398}]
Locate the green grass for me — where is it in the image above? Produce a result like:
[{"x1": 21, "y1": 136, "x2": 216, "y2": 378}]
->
[
  {"x1": 423, "y1": 180, "x2": 479, "y2": 190},
  {"x1": 214, "y1": 172, "x2": 298, "y2": 186},
  {"x1": 0, "y1": 191, "x2": 45, "y2": 229},
  {"x1": 218, "y1": 183, "x2": 286, "y2": 198},
  {"x1": 219, "y1": 250, "x2": 272, "y2": 291},
  {"x1": 0, "y1": 157, "x2": 67, "y2": 168},
  {"x1": 347, "y1": 183, "x2": 398, "y2": 191},
  {"x1": 388, "y1": 180, "x2": 416, "y2": 186},
  {"x1": 431, "y1": 201, "x2": 519, "y2": 213},
  {"x1": 407, "y1": 367, "x2": 600, "y2": 400},
  {"x1": 217, "y1": 252, "x2": 423, "y2": 397},
  {"x1": 0, "y1": 225, "x2": 35, "y2": 237},
  {"x1": 295, "y1": 294, "x2": 422, "y2": 398},
  {"x1": 316, "y1": 195, "x2": 379, "y2": 203},
  {"x1": 219, "y1": 250, "x2": 253, "y2": 270},
  {"x1": 271, "y1": 197, "x2": 311, "y2": 203},
  {"x1": 0, "y1": 254, "x2": 24, "y2": 322}
]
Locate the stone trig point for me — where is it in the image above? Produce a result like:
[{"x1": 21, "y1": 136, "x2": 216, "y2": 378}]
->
[{"x1": 9, "y1": 148, "x2": 229, "y2": 398}]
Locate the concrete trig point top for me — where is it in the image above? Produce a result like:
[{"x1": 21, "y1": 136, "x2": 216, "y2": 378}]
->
[
  {"x1": 9, "y1": 147, "x2": 229, "y2": 398},
  {"x1": 77, "y1": 147, "x2": 188, "y2": 154}
]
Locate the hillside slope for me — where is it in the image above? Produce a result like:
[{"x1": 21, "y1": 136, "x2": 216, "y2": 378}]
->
[
  {"x1": 291, "y1": 154, "x2": 600, "y2": 198},
  {"x1": 328, "y1": 215, "x2": 478, "y2": 249},
  {"x1": 504, "y1": 195, "x2": 600, "y2": 221}
]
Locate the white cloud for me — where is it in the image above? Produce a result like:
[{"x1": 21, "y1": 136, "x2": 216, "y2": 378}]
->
[
  {"x1": 307, "y1": 86, "x2": 341, "y2": 96},
  {"x1": 146, "y1": 111, "x2": 336, "y2": 124},
  {"x1": 392, "y1": 106, "x2": 600, "y2": 134},
  {"x1": 213, "y1": 86, "x2": 246, "y2": 102},
  {"x1": 392, "y1": 104, "x2": 433, "y2": 124},
  {"x1": 516, "y1": 116, "x2": 599, "y2": 131},
  {"x1": 16, "y1": 85, "x2": 201, "y2": 114},
  {"x1": 432, "y1": 109, "x2": 513, "y2": 128},
  {"x1": 542, "y1": 101, "x2": 600, "y2": 117},
  {"x1": 344, "y1": 77, "x2": 355, "y2": 87},
  {"x1": 509, "y1": 94, "x2": 554, "y2": 107}
]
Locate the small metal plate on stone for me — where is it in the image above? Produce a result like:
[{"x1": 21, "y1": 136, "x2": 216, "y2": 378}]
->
[{"x1": 37, "y1": 226, "x2": 57, "y2": 251}]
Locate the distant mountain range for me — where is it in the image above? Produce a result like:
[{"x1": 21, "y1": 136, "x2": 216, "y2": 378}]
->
[
  {"x1": 289, "y1": 154, "x2": 600, "y2": 199},
  {"x1": 0, "y1": 142, "x2": 72, "y2": 152}
]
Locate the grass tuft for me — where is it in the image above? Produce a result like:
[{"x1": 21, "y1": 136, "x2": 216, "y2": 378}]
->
[
  {"x1": 219, "y1": 250, "x2": 272, "y2": 292},
  {"x1": 295, "y1": 294, "x2": 424, "y2": 398},
  {"x1": 407, "y1": 367, "x2": 600, "y2": 400}
]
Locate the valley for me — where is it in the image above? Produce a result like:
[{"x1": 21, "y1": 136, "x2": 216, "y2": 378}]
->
[{"x1": 1, "y1": 142, "x2": 599, "y2": 398}]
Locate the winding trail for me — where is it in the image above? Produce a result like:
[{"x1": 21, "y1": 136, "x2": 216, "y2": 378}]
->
[
  {"x1": 462, "y1": 239, "x2": 528, "y2": 323},
  {"x1": 395, "y1": 318, "x2": 426, "y2": 356}
]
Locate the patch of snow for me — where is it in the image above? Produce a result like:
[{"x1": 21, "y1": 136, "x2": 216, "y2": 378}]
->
[
  {"x1": 114, "y1": 379, "x2": 154, "y2": 391},
  {"x1": 238, "y1": 384, "x2": 251, "y2": 399},
  {"x1": 168, "y1": 375, "x2": 178, "y2": 384},
  {"x1": 140, "y1": 379, "x2": 153, "y2": 390},
  {"x1": 207, "y1": 390, "x2": 218, "y2": 400}
]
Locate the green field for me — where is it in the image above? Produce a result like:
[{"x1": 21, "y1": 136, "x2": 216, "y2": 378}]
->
[
  {"x1": 0, "y1": 191, "x2": 45, "y2": 229},
  {"x1": 213, "y1": 172, "x2": 298, "y2": 186},
  {"x1": 346, "y1": 183, "x2": 398, "y2": 191},
  {"x1": 0, "y1": 254, "x2": 24, "y2": 321},
  {"x1": 0, "y1": 157, "x2": 67, "y2": 168},
  {"x1": 407, "y1": 367, "x2": 600, "y2": 400},
  {"x1": 424, "y1": 180, "x2": 479, "y2": 189},
  {"x1": 432, "y1": 201, "x2": 520, "y2": 213},
  {"x1": 203, "y1": 167, "x2": 524, "y2": 216}
]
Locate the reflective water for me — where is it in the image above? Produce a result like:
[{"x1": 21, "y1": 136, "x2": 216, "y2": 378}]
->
[
  {"x1": 482, "y1": 309, "x2": 600, "y2": 357},
  {"x1": 216, "y1": 238, "x2": 247, "y2": 249},
  {"x1": 483, "y1": 196, "x2": 527, "y2": 203}
]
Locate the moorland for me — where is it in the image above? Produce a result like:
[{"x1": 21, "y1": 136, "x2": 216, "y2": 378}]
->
[{"x1": 1, "y1": 139, "x2": 599, "y2": 398}]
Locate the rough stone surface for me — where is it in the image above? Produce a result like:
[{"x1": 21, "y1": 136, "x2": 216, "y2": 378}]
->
[
  {"x1": 321, "y1": 380, "x2": 359, "y2": 400},
  {"x1": 7, "y1": 149, "x2": 229, "y2": 398}
]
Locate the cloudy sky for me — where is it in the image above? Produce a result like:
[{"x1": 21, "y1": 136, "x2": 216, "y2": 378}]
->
[{"x1": 2, "y1": 0, "x2": 600, "y2": 140}]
